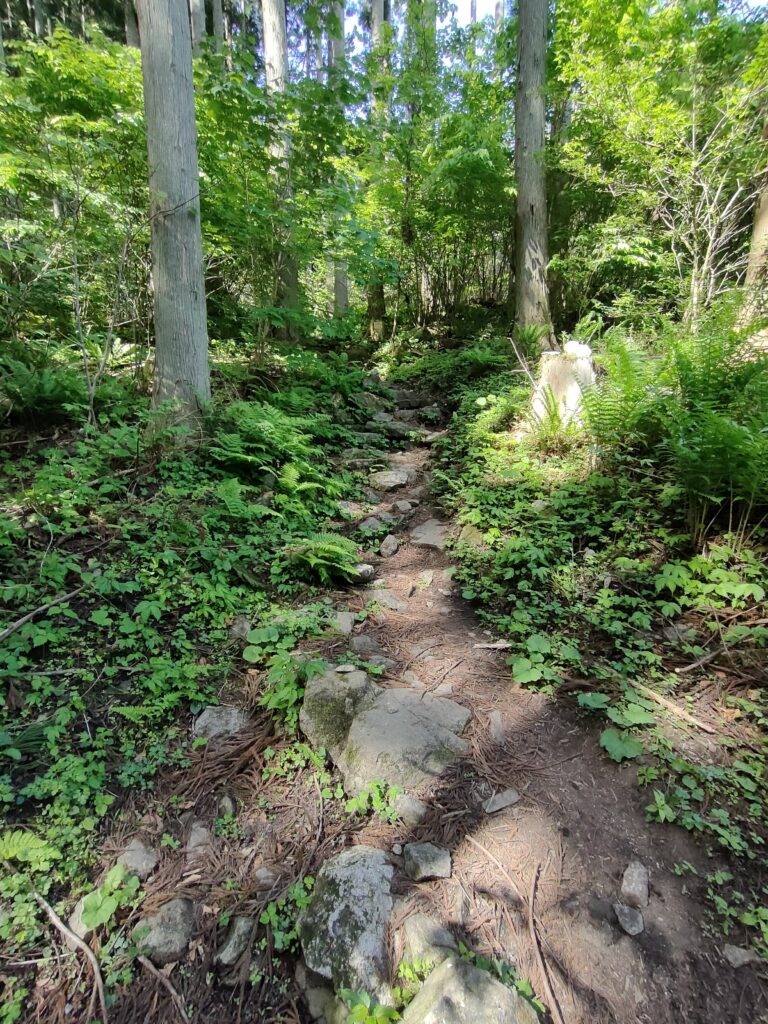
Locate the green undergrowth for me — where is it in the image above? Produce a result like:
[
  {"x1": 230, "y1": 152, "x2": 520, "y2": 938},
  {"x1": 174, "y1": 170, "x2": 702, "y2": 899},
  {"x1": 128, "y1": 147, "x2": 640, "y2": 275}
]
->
[
  {"x1": 0, "y1": 349, "x2": 377, "y2": 955},
  {"x1": 389, "y1": 318, "x2": 768, "y2": 957}
]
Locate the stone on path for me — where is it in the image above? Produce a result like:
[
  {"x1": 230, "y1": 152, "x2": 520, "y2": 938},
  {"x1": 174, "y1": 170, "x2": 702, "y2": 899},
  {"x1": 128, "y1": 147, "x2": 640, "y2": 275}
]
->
[
  {"x1": 400, "y1": 956, "x2": 537, "y2": 1024},
  {"x1": 424, "y1": 429, "x2": 449, "y2": 444},
  {"x1": 380, "y1": 534, "x2": 400, "y2": 557},
  {"x1": 390, "y1": 388, "x2": 430, "y2": 409},
  {"x1": 482, "y1": 788, "x2": 520, "y2": 814},
  {"x1": 358, "y1": 392, "x2": 390, "y2": 411},
  {"x1": 193, "y1": 705, "x2": 249, "y2": 741},
  {"x1": 404, "y1": 842, "x2": 451, "y2": 882},
  {"x1": 361, "y1": 516, "x2": 385, "y2": 532},
  {"x1": 613, "y1": 902, "x2": 644, "y2": 936},
  {"x1": 350, "y1": 634, "x2": 384, "y2": 656},
  {"x1": 298, "y1": 846, "x2": 394, "y2": 1006},
  {"x1": 394, "y1": 793, "x2": 430, "y2": 825},
  {"x1": 370, "y1": 589, "x2": 408, "y2": 613},
  {"x1": 338, "y1": 688, "x2": 470, "y2": 795},
  {"x1": 394, "y1": 499, "x2": 415, "y2": 515},
  {"x1": 215, "y1": 915, "x2": 254, "y2": 968},
  {"x1": 332, "y1": 610, "x2": 356, "y2": 635},
  {"x1": 402, "y1": 912, "x2": 458, "y2": 965},
  {"x1": 300, "y1": 668, "x2": 381, "y2": 758},
  {"x1": 117, "y1": 837, "x2": 159, "y2": 880},
  {"x1": 186, "y1": 821, "x2": 213, "y2": 863},
  {"x1": 67, "y1": 897, "x2": 92, "y2": 946},
  {"x1": 621, "y1": 860, "x2": 650, "y2": 909},
  {"x1": 135, "y1": 898, "x2": 195, "y2": 966},
  {"x1": 724, "y1": 943, "x2": 760, "y2": 969},
  {"x1": 352, "y1": 563, "x2": 376, "y2": 584},
  {"x1": 369, "y1": 468, "x2": 411, "y2": 491},
  {"x1": 410, "y1": 519, "x2": 448, "y2": 551}
]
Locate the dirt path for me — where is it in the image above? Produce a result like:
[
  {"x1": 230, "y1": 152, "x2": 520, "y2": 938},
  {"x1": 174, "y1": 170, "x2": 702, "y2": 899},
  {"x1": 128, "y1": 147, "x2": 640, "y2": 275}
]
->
[
  {"x1": 105, "y1": 423, "x2": 767, "y2": 1024},
  {"x1": 323, "y1": 442, "x2": 767, "y2": 1024}
]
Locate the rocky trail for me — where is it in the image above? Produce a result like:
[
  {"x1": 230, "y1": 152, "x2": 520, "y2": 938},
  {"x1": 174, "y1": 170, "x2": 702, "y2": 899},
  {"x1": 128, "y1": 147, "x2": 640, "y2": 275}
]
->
[{"x1": 95, "y1": 383, "x2": 766, "y2": 1024}]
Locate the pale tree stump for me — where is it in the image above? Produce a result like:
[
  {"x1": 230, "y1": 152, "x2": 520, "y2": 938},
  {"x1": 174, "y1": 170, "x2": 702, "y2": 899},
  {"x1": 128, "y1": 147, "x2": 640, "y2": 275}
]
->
[{"x1": 530, "y1": 340, "x2": 595, "y2": 427}]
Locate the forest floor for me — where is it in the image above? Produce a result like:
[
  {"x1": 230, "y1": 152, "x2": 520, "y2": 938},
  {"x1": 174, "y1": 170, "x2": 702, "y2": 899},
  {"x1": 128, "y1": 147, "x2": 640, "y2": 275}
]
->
[{"x1": 96, "y1": 394, "x2": 767, "y2": 1024}]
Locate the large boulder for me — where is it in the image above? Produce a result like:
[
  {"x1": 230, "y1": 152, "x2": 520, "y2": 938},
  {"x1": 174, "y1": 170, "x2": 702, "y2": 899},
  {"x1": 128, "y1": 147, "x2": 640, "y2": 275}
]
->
[
  {"x1": 401, "y1": 957, "x2": 538, "y2": 1024},
  {"x1": 337, "y1": 688, "x2": 470, "y2": 795},
  {"x1": 299, "y1": 668, "x2": 381, "y2": 758},
  {"x1": 298, "y1": 846, "x2": 394, "y2": 1006}
]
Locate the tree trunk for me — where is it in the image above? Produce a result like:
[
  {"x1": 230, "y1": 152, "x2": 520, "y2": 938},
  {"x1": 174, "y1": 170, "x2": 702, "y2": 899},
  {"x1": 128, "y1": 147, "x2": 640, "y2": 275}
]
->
[
  {"x1": 514, "y1": 0, "x2": 555, "y2": 350},
  {"x1": 211, "y1": 0, "x2": 223, "y2": 51},
  {"x1": 135, "y1": 0, "x2": 211, "y2": 416},
  {"x1": 328, "y1": 0, "x2": 348, "y2": 316},
  {"x1": 124, "y1": 0, "x2": 139, "y2": 46},
  {"x1": 470, "y1": 0, "x2": 477, "y2": 24},
  {"x1": 262, "y1": 0, "x2": 299, "y2": 329},
  {"x1": 189, "y1": 0, "x2": 206, "y2": 55},
  {"x1": 33, "y1": 0, "x2": 45, "y2": 36},
  {"x1": 741, "y1": 116, "x2": 768, "y2": 328}
]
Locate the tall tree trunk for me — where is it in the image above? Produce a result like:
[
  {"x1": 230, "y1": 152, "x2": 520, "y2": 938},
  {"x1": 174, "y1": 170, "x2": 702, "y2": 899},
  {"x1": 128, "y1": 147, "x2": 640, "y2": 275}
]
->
[
  {"x1": 470, "y1": 0, "x2": 477, "y2": 23},
  {"x1": 328, "y1": 0, "x2": 348, "y2": 317},
  {"x1": 33, "y1": 0, "x2": 45, "y2": 36},
  {"x1": 262, "y1": 0, "x2": 299, "y2": 328},
  {"x1": 135, "y1": 0, "x2": 211, "y2": 416},
  {"x1": 741, "y1": 116, "x2": 768, "y2": 328},
  {"x1": 211, "y1": 0, "x2": 223, "y2": 50},
  {"x1": 514, "y1": 0, "x2": 555, "y2": 349},
  {"x1": 189, "y1": 0, "x2": 206, "y2": 55},
  {"x1": 124, "y1": 0, "x2": 139, "y2": 46},
  {"x1": 366, "y1": 0, "x2": 388, "y2": 340}
]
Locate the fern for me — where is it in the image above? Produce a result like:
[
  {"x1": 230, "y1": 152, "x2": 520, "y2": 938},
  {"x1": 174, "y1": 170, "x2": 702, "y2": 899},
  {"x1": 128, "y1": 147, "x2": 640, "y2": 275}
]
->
[
  {"x1": 283, "y1": 533, "x2": 360, "y2": 583},
  {"x1": 0, "y1": 830, "x2": 59, "y2": 871}
]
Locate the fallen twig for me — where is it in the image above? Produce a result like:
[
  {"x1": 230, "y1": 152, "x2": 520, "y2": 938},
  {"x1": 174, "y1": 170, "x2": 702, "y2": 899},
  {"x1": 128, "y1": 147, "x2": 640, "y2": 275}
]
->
[
  {"x1": 528, "y1": 861, "x2": 566, "y2": 1024},
  {"x1": 138, "y1": 955, "x2": 189, "y2": 1023},
  {"x1": 633, "y1": 681, "x2": 716, "y2": 734},
  {"x1": 0, "y1": 586, "x2": 84, "y2": 643},
  {"x1": 675, "y1": 647, "x2": 723, "y2": 674},
  {"x1": 33, "y1": 891, "x2": 108, "y2": 1024}
]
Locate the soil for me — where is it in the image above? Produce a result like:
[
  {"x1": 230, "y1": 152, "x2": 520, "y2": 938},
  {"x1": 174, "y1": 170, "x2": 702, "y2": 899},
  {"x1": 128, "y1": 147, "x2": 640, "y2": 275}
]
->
[{"x1": 52, "y1": 424, "x2": 768, "y2": 1024}]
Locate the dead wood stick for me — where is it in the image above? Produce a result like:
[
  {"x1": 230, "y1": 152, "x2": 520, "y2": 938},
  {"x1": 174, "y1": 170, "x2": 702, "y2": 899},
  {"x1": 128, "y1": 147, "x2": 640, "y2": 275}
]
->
[
  {"x1": 0, "y1": 586, "x2": 84, "y2": 643},
  {"x1": 675, "y1": 647, "x2": 723, "y2": 674},
  {"x1": 138, "y1": 955, "x2": 189, "y2": 1023},
  {"x1": 632, "y1": 681, "x2": 716, "y2": 734},
  {"x1": 33, "y1": 892, "x2": 108, "y2": 1024},
  {"x1": 528, "y1": 862, "x2": 566, "y2": 1024}
]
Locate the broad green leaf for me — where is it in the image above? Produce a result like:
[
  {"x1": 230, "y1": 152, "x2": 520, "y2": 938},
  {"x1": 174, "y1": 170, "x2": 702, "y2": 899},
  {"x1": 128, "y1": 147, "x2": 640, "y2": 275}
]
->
[{"x1": 599, "y1": 728, "x2": 644, "y2": 763}]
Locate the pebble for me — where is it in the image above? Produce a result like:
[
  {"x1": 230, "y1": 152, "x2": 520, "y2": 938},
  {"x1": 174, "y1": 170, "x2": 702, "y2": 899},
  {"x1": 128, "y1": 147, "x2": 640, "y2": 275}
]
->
[
  {"x1": 724, "y1": 943, "x2": 760, "y2": 968},
  {"x1": 621, "y1": 860, "x2": 650, "y2": 908},
  {"x1": 613, "y1": 902, "x2": 644, "y2": 936},
  {"x1": 185, "y1": 821, "x2": 213, "y2": 863},
  {"x1": 379, "y1": 534, "x2": 400, "y2": 557},
  {"x1": 117, "y1": 837, "x2": 159, "y2": 880},
  {"x1": 215, "y1": 915, "x2": 254, "y2": 968},
  {"x1": 352, "y1": 563, "x2": 376, "y2": 584},
  {"x1": 482, "y1": 788, "x2": 521, "y2": 814},
  {"x1": 404, "y1": 842, "x2": 452, "y2": 882},
  {"x1": 350, "y1": 634, "x2": 383, "y2": 656},
  {"x1": 394, "y1": 794, "x2": 430, "y2": 826},
  {"x1": 333, "y1": 610, "x2": 357, "y2": 635}
]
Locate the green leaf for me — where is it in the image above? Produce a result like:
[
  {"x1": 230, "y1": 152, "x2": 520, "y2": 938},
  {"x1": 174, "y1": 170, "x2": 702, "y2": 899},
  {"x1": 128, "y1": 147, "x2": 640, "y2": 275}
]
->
[
  {"x1": 577, "y1": 692, "x2": 610, "y2": 710},
  {"x1": 607, "y1": 703, "x2": 656, "y2": 728},
  {"x1": 510, "y1": 656, "x2": 543, "y2": 684},
  {"x1": 525, "y1": 633, "x2": 551, "y2": 654},
  {"x1": 599, "y1": 728, "x2": 644, "y2": 762}
]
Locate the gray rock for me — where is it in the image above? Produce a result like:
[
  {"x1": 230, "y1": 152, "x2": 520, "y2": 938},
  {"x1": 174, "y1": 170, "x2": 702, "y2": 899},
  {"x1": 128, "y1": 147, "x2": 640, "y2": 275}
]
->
[
  {"x1": 300, "y1": 668, "x2": 381, "y2": 758},
  {"x1": 338, "y1": 688, "x2": 470, "y2": 795},
  {"x1": 482, "y1": 789, "x2": 520, "y2": 814},
  {"x1": 358, "y1": 392, "x2": 390, "y2": 412},
  {"x1": 117, "y1": 838, "x2": 159, "y2": 881},
  {"x1": 352, "y1": 563, "x2": 376, "y2": 584},
  {"x1": 380, "y1": 534, "x2": 400, "y2": 558},
  {"x1": 337, "y1": 499, "x2": 365, "y2": 520},
  {"x1": 488, "y1": 710, "x2": 505, "y2": 745},
  {"x1": 588, "y1": 896, "x2": 618, "y2": 926},
  {"x1": 215, "y1": 916, "x2": 254, "y2": 968},
  {"x1": 404, "y1": 843, "x2": 451, "y2": 882},
  {"x1": 373, "y1": 410, "x2": 394, "y2": 424},
  {"x1": 620, "y1": 860, "x2": 650, "y2": 909},
  {"x1": 135, "y1": 898, "x2": 195, "y2": 966},
  {"x1": 368, "y1": 655, "x2": 397, "y2": 670},
  {"x1": 394, "y1": 794, "x2": 430, "y2": 826},
  {"x1": 295, "y1": 960, "x2": 337, "y2": 1021},
  {"x1": 333, "y1": 610, "x2": 357, "y2": 635},
  {"x1": 217, "y1": 794, "x2": 236, "y2": 817},
  {"x1": 394, "y1": 499, "x2": 415, "y2": 515},
  {"x1": 613, "y1": 902, "x2": 644, "y2": 936},
  {"x1": 424, "y1": 429, "x2": 449, "y2": 444},
  {"x1": 229, "y1": 615, "x2": 251, "y2": 641},
  {"x1": 298, "y1": 846, "x2": 394, "y2": 1006},
  {"x1": 391, "y1": 388, "x2": 430, "y2": 410},
  {"x1": 361, "y1": 516, "x2": 385, "y2": 532},
  {"x1": 350, "y1": 634, "x2": 384, "y2": 656},
  {"x1": 369, "y1": 469, "x2": 411, "y2": 492},
  {"x1": 402, "y1": 912, "x2": 458, "y2": 965},
  {"x1": 254, "y1": 866, "x2": 279, "y2": 889},
  {"x1": 396, "y1": 408, "x2": 418, "y2": 422},
  {"x1": 410, "y1": 519, "x2": 448, "y2": 551},
  {"x1": 370, "y1": 589, "x2": 408, "y2": 613},
  {"x1": 458, "y1": 524, "x2": 486, "y2": 547},
  {"x1": 67, "y1": 896, "x2": 93, "y2": 946},
  {"x1": 724, "y1": 943, "x2": 760, "y2": 968},
  {"x1": 186, "y1": 821, "x2": 213, "y2": 863},
  {"x1": 193, "y1": 705, "x2": 249, "y2": 741},
  {"x1": 378, "y1": 511, "x2": 396, "y2": 524},
  {"x1": 400, "y1": 956, "x2": 536, "y2": 1024}
]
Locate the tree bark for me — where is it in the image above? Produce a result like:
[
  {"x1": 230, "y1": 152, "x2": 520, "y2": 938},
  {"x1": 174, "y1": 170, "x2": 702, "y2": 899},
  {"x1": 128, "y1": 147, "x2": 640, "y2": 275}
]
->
[
  {"x1": 514, "y1": 0, "x2": 555, "y2": 350},
  {"x1": 211, "y1": 0, "x2": 224, "y2": 51},
  {"x1": 33, "y1": 0, "x2": 45, "y2": 36},
  {"x1": 470, "y1": 0, "x2": 477, "y2": 24},
  {"x1": 262, "y1": 0, "x2": 299, "y2": 328},
  {"x1": 189, "y1": 0, "x2": 206, "y2": 55},
  {"x1": 741, "y1": 116, "x2": 768, "y2": 327},
  {"x1": 328, "y1": 0, "x2": 348, "y2": 316},
  {"x1": 135, "y1": 0, "x2": 211, "y2": 416},
  {"x1": 124, "y1": 0, "x2": 139, "y2": 47}
]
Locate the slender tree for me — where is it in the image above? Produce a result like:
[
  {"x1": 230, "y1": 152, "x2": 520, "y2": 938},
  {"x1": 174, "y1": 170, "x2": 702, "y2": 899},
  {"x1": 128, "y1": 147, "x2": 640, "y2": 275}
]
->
[
  {"x1": 514, "y1": 0, "x2": 555, "y2": 349},
  {"x1": 741, "y1": 115, "x2": 768, "y2": 327},
  {"x1": 212, "y1": 0, "x2": 224, "y2": 51},
  {"x1": 135, "y1": 0, "x2": 211, "y2": 416},
  {"x1": 328, "y1": 0, "x2": 348, "y2": 317},
  {"x1": 124, "y1": 0, "x2": 139, "y2": 46},
  {"x1": 189, "y1": 0, "x2": 206, "y2": 54},
  {"x1": 366, "y1": 0, "x2": 388, "y2": 339}
]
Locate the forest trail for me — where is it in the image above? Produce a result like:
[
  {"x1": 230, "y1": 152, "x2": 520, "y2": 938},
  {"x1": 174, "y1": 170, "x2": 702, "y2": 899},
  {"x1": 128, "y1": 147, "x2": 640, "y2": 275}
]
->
[
  {"x1": 313, "y1": 429, "x2": 765, "y2": 1024},
  {"x1": 108, "y1": 390, "x2": 766, "y2": 1024}
]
